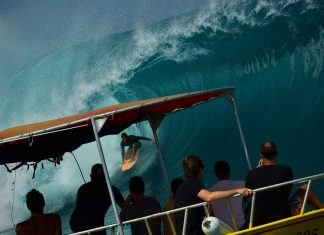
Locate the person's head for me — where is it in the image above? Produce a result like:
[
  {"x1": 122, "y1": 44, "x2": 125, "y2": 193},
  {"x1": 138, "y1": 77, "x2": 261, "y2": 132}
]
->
[
  {"x1": 260, "y1": 141, "x2": 278, "y2": 161},
  {"x1": 171, "y1": 177, "x2": 184, "y2": 197},
  {"x1": 183, "y1": 155, "x2": 204, "y2": 180},
  {"x1": 214, "y1": 161, "x2": 230, "y2": 180},
  {"x1": 129, "y1": 176, "x2": 145, "y2": 195},
  {"x1": 90, "y1": 163, "x2": 105, "y2": 182},
  {"x1": 26, "y1": 189, "x2": 45, "y2": 213},
  {"x1": 121, "y1": 132, "x2": 128, "y2": 143}
]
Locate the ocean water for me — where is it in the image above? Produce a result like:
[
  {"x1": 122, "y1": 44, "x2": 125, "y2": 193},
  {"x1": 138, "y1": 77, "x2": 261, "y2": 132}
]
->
[{"x1": 0, "y1": 0, "x2": 324, "y2": 234}]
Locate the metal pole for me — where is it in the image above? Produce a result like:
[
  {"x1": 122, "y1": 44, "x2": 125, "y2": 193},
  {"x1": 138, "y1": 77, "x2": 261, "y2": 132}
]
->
[
  {"x1": 301, "y1": 180, "x2": 312, "y2": 215},
  {"x1": 226, "y1": 199, "x2": 238, "y2": 231},
  {"x1": 231, "y1": 97, "x2": 252, "y2": 170},
  {"x1": 182, "y1": 209, "x2": 189, "y2": 235},
  {"x1": 91, "y1": 117, "x2": 124, "y2": 235},
  {"x1": 152, "y1": 129, "x2": 172, "y2": 196},
  {"x1": 249, "y1": 193, "x2": 256, "y2": 229}
]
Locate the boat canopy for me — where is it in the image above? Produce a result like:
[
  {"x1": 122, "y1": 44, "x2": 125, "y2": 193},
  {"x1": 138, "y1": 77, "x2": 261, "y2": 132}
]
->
[{"x1": 0, "y1": 87, "x2": 234, "y2": 165}]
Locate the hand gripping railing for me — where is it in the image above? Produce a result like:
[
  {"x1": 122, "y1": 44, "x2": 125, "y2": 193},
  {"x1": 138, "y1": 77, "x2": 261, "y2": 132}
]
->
[{"x1": 69, "y1": 172, "x2": 324, "y2": 235}]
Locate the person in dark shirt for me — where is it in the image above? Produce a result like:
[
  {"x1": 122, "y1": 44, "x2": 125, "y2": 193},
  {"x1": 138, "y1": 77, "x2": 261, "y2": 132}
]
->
[
  {"x1": 120, "y1": 176, "x2": 162, "y2": 235},
  {"x1": 16, "y1": 189, "x2": 62, "y2": 235},
  {"x1": 70, "y1": 164, "x2": 125, "y2": 235},
  {"x1": 120, "y1": 133, "x2": 151, "y2": 162},
  {"x1": 245, "y1": 141, "x2": 294, "y2": 227},
  {"x1": 175, "y1": 156, "x2": 251, "y2": 235}
]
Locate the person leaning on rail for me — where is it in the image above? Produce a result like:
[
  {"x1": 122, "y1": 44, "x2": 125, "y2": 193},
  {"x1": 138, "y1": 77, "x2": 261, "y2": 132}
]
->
[
  {"x1": 244, "y1": 141, "x2": 294, "y2": 227},
  {"x1": 174, "y1": 155, "x2": 252, "y2": 235}
]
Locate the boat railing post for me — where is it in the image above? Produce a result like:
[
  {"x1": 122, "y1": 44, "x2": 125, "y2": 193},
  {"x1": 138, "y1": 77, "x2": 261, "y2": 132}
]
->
[
  {"x1": 249, "y1": 192, "x2": 256, "y2": 229},
  {"x1": 203, "y1": 204, "x2": 209, "y2": 216},
  {"x1": 231, "y1": 97, "x2": 252, "y2": 170},
  {"x1": 166, "y1": 212, "x2": 177, "y2": 235},
  {"x1": 182, "y1": 208, "x2": 189, "y2": 235},
  {"x1": 148, "y1": 115, "x2": 172, "y2": 196},
  {"x1": 91, "y1": 117, "x2": 124, "y2": 235},
  {"x1": 144, "y1": 219, "x2": 153, "y2": 235},
  {"x1": 300, "y1": 180, "x2": 312, "y2": 215},
  {"x1": 226, "y1": 199, "x2": 238, "y2": 231}
]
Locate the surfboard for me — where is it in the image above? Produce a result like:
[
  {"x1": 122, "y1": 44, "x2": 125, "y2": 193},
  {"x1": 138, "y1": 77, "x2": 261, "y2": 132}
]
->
[{"x1": 121, "y1": 153, "x2": 138, "y2": 172}]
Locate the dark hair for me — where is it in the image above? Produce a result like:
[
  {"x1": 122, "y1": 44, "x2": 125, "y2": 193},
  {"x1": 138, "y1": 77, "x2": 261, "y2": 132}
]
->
[
  {"x1": 214, "y1": 161, "x2": 230, "y2": 179},
  {"x1": 260, "y1": 141, "x2": 278, "y2": 160},
  {"x1": 121, "y1": 133, "x2": 128, "y2": 138},
  {"x1": 26, "y1": 189, "x2": 45, "y2": 213},
  {"x1": 129, "y1": 176, "x2": 145, "y2": 194},
  {"x1": 171, "y1": 178, "x2": 184, "y2": 196},
  {"x1": 183, "y1": 155, "x2": 204, "y2": 179},
  {"x1": 90, "y1": 163, "x2": 105, "y2": 182}
]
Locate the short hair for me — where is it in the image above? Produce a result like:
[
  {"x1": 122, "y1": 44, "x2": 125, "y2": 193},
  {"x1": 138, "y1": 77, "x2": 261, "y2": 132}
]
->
[
  {"x1": 183, "y1": 155, "x2": 204, "y2": 179},
  {"x1": 260, "y1": 141, "x2": 278, "y2": 160},
  {"x1": 90, "y1": 163, "x2": 105, "y2": 182},
  {"x1": 171, "y1": 178, "x2": 184, "y2": 196},
  {"x1": 121, "y1": 133, "x2": 128, "y2": 138},
  {"x1": 26, "y1": 189, "x2": 45, "y2": 213},
  {"x1": 214, "y1": 161, "x2": 230, "y2": 179},
  {"x1": 129, "y1": 176, "x2": 145, "y2": 194}
]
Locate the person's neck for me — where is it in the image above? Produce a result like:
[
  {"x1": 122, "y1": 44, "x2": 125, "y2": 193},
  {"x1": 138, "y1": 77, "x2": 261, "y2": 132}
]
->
[
  {"x1": 218, "y1": 176, "x2": 230, "y2": 181},
  {"x1": 262, "y1": 159, "x2": 277, "y2": 166},
  {"x1": 132, "y1": 193, "x2": 145, "y2": 201},
  {"x1": 31, "y1": 211, "x2": 44, "y2": 217}
]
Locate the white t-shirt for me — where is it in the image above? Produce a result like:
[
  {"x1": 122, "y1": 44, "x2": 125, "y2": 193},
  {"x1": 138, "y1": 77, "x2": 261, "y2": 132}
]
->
[{"x1": 208, "y1": 180, "x2": 245, "y2": 230}]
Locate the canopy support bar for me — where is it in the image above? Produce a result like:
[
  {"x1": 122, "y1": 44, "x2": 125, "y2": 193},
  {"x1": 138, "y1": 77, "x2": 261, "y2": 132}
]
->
[
  {"x1": 91, "y1": 117, "x2": 124, "y2": 235},
  {"x1": 231, "y1": 97, "x2": 252, "y2": 170},
  {"x1": 147, "y1": 115, "x2": 172, "y2": 196}
]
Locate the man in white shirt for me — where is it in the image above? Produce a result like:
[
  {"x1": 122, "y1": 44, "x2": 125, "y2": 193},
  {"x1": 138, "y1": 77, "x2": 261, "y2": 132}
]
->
[{"x1": 209, "y1": 161, "x2": 245, "y2": 230}]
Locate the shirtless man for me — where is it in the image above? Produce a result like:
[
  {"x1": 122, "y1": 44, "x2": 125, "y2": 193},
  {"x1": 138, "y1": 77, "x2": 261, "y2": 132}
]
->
[{"x1": 16, "y1": 189, "x2": 62, "y2": 235}]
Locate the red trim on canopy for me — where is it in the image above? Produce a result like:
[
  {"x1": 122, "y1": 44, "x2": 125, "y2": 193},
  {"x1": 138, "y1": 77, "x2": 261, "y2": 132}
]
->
[{"x1": 0, "y1": 87, "x2": 234, "y2": 164}]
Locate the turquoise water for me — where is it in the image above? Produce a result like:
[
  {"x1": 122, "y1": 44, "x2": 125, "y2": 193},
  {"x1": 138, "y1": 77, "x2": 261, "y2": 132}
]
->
[{"x1": 0, "y1": 0, "x2": 324, "y2": 234}]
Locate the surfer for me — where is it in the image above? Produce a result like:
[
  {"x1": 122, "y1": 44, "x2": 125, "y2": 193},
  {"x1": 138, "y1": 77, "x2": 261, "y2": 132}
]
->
[{"x1": 120, "y1": 132, "x2": 151, "y2": 162}]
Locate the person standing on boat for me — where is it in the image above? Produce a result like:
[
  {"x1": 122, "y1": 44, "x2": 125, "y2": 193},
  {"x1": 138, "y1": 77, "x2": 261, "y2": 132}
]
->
[
  {"x1": 208, "y1": 160, "x2": 246, "y2": 230},
  {"x1": 244, "y1": 141, "x2": 293, "y2": 227},
  {"x1": 174, "y1": 155, "x2": 251, "y2": 235},
  {"x1": 70, "y1": 164, "x2": 125, "y2": 235},
  {"x1": 16, "y1": 189, "x2": 62, "y2": 235},
  {"x1": 120, "y1": 132, "x2": 151, "y2": 162},
  {"x1": 120, "y1": 176, "x2": 162, "y2": 235}
]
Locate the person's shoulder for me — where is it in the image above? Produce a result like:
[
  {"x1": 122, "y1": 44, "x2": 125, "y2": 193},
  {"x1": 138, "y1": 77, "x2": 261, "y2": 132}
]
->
[
  {"x1": 276, "y1": 164, "x2": 293, "y2": 172},
  {"x1": 145, "y1": 196, "x2": 160, "y2": 203},
  {"x1": 79, "y1": 181, "x2": 92, "y2": 190},
  {"x1": 16, "y1": 220, "x2": 29, "y2": 228},
  {"x1": 16, "y1": 219, "x2": 32, "y2": 234},
  {"x1": 233, "y1": 180, "x2": 245, "y2": 187},
  {"x1": 145, "y1": 196, "x2": 162, "y2": 210},
  {"x1": 45, "y1": 213, "x2": 61, "y2": 220}
]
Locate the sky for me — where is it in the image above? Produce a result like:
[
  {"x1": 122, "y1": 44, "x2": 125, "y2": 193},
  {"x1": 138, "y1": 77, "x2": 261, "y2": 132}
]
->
[{"x1": 0, "y1": 0, "x2": 208, "y2": 77}]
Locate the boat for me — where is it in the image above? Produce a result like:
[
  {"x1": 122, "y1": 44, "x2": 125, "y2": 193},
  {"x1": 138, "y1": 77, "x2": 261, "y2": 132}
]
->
[{"x1": 0, "y1": 87, "x2": 323, "y2": 235}]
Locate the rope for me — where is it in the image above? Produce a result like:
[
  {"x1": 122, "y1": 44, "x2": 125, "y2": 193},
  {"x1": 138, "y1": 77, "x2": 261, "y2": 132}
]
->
[
  {"x1": 10, "y1": 165, "x2": 17, "y2": 227},
  {"x1": 71, "y1": 152, "x2": 86, "y2": 183}
]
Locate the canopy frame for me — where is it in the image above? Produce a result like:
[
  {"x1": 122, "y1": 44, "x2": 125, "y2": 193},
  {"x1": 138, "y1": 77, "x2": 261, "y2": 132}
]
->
[{"x1": 0, "y1": 87, "x2": 251, "y2": 235}]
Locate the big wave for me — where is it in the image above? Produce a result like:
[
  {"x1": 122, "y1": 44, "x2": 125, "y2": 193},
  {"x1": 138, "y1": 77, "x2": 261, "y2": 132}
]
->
[{"x1": 0, "y1": 0, "x2": 323, "y2": 233}]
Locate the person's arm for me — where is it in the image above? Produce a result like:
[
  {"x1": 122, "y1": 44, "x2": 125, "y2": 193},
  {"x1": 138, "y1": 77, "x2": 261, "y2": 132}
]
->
[
  {"x1": 197, "y1": 188, "x2": 252, "y2": 203},
  {"x1": 137, "y1": 136, "x2": 151, "y2": 141}
]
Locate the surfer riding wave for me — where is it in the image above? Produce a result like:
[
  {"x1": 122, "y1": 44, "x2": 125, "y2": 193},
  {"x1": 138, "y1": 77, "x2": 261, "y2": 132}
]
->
[{"x1": 120, "y1": 133, "x2": 152, "y2": 163}]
